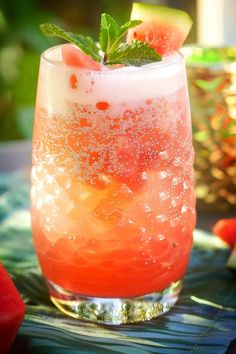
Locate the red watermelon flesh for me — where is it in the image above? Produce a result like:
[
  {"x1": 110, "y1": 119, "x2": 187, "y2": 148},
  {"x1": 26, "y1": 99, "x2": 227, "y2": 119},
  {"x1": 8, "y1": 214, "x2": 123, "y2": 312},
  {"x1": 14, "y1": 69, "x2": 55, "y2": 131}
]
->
[
  {"x1": 127, "y1": 2, "x2": 192, "y2": 56},
  {"x1": 212, "y1": 219, "x2": 236, "y2": 248},
  {"x1": 62, "y1": 44, "x2": 102, "y2": 71},
  {"x1": 0, "y1": 263, "x2": 25, "y2": 354}
]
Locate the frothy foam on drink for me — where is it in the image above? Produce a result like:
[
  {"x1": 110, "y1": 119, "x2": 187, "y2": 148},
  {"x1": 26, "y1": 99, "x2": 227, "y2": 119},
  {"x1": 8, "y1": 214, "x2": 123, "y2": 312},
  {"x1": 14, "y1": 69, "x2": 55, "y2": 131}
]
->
[{"x1": 37, "y1": 45, "x2": 186, "y2": 115}]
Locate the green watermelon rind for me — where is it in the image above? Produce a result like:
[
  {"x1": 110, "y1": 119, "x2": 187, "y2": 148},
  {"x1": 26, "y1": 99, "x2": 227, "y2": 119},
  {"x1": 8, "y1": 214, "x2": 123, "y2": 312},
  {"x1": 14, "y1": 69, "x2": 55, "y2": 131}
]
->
[
  {"x1": 131, "y1": 2, "x2": 193, "y2": 36},
  {"x1": 227, "y1": 246, "x2": 236, "y2": 272}
]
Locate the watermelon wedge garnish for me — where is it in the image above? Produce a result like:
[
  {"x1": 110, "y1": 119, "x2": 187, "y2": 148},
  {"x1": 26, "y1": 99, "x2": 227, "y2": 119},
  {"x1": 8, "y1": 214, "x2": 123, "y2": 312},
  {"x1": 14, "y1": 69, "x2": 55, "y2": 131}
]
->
[
  {"x1": 62, "y1": 44, "x2": 102, "y2": 71},
  {"x1": 0, "y1": 263, "x2": 25, "y2": 354},
  {"x1": 127, "y1": 2, "x2": 192, "y2": 56}
]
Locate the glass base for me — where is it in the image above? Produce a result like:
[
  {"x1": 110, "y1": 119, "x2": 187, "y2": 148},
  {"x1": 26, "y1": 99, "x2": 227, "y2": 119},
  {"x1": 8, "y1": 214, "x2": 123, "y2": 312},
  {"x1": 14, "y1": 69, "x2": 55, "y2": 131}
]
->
[{"x1": 47, "y1": 279, "x2": 182, "y2": 324}]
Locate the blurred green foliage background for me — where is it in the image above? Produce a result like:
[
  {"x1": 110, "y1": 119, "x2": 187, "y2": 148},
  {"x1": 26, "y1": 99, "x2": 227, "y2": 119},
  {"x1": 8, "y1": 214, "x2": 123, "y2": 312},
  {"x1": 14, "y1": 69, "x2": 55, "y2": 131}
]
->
[{"x1": 0, "y1": 0, "x2": 196, "y2": 142}]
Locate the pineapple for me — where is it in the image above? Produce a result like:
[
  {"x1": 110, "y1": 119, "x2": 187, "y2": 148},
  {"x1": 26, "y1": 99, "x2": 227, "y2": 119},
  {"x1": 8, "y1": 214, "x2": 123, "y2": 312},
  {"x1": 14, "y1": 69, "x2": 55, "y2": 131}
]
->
[{"x1": 186, "y1": 48, "x2": 236, "y2": 212}]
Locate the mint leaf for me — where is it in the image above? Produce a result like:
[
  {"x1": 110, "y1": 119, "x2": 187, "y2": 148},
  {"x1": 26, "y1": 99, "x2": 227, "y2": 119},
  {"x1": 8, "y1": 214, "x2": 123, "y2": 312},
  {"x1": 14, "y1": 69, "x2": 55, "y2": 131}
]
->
[
  {"x1": 99, "y1": 14, "x2": 119, "y2": 52},
  {"x1": 119, "y1": 20, "x2": 142, "y2": 38},
  {"x1": 99, "y1": 14, "x2": 143, "y2": 61},
  {"x1": 108, "y1": 19, "x2": 142, "y2": 54},
  {"x1": 107, "y1": 41, "x2": 161, "y2": 66},
  {"x1": 40, "y1": 23, "x2": 102, "y2": 62}
]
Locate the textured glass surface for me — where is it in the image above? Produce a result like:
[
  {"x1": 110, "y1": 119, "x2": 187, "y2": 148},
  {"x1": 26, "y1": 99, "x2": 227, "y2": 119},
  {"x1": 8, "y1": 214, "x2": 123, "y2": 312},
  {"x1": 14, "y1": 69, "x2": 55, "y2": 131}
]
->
[{"x1": 0, "y1": 172, "x2": 235, "y2": 353}]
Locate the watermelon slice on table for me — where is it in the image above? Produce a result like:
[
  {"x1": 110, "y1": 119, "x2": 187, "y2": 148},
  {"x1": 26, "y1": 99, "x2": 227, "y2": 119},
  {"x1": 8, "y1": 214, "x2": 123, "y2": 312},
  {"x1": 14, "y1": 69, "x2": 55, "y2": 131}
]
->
[
  {"x1": 213, "y1": 219, "x2": 236, "y2": 248},
  {"x1": 0, "y1": 263, "x2": 25, "y2": 354},
  {"x1": 62, "y1": 44, "x2": 102, "y2": 71},
  {"x1": 212, "y1": 219, "x2": 236, "y2": 272},
  {"x1": 127, "y1": 2, "x2": 192, "y2": 56}
]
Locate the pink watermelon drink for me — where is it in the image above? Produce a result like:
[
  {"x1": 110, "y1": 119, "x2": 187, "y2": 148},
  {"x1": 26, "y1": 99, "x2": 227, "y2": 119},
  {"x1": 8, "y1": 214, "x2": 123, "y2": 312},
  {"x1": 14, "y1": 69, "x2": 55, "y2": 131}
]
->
[{"x1": 31, "y1": 3, "x2": 195, "y2": 323}]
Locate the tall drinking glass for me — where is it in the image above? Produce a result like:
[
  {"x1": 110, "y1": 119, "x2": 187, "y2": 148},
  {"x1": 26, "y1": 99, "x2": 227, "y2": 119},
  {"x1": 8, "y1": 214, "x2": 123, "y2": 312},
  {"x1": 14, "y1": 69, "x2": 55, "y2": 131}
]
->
[{"x1": 31, "y1": 45, "x2": 195, "y2": 324}]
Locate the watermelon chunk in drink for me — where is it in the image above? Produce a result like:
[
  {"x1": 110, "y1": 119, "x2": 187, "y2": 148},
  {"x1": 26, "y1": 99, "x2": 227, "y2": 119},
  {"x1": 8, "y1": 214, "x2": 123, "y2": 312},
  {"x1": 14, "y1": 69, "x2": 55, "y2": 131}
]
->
[{"x1": 62, "y1": 44, "x2": 102, "y2": 71}]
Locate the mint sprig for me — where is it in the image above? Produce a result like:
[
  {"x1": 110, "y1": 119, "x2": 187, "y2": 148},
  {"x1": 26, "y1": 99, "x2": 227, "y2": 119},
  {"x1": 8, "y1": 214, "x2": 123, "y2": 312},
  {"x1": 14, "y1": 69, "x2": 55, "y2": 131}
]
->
[{"x1": 40, "y1": 14, "x2": 162, "y2": 66}]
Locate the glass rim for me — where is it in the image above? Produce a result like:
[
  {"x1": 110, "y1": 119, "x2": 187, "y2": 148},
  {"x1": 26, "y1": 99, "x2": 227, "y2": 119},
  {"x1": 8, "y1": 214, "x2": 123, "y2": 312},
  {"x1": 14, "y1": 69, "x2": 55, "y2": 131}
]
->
[{"x1": 41, "y1": 44, "x2": 184, "y2": 75}]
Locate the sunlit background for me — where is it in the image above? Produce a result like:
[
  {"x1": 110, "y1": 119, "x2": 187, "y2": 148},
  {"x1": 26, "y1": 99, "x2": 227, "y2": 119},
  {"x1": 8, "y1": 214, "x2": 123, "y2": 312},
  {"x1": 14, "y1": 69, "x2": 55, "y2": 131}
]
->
[{"x1": 0, "y1": 0, "x2": 196, "y2": 142}]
